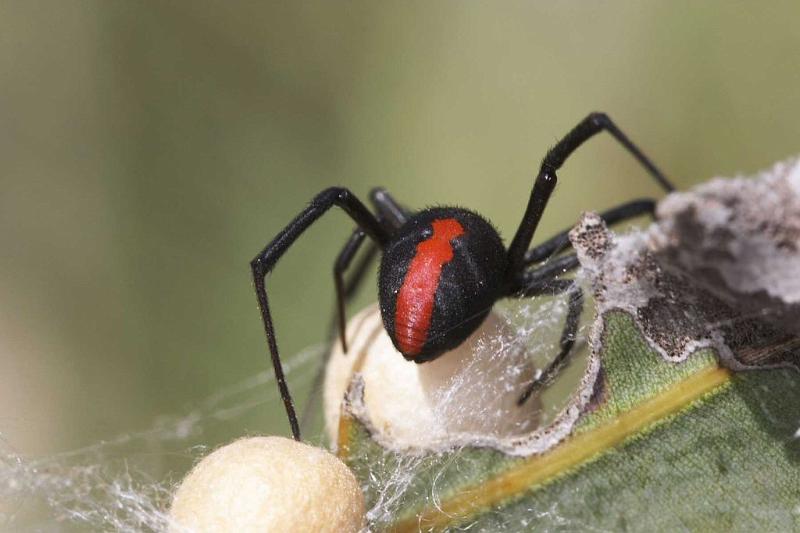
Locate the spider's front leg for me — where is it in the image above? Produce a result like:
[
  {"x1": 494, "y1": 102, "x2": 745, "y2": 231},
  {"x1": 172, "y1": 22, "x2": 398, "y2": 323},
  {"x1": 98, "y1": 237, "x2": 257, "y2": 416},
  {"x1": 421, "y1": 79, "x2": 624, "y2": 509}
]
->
[
  {"x1": 251, "y1": 187, "x2": 388, "y2": 441},
  {"x1": 300, "y1": 187, "x2": 409, "y2": 433},
  {"x1": 505, "y1": 112, "x2": 674, "y2": 401}
]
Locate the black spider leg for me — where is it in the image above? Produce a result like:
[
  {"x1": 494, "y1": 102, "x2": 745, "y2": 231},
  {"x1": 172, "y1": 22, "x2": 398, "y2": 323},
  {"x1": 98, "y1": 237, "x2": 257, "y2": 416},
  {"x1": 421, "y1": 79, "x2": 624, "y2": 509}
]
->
[
  {"x1": 514, "y1": 278, "x2": 584, "y2": 406},
  {"x1": 507, "y1": 199, "x2": 660, "y2": 297},
  {"x1": 333, "y1": 188, "x2": 409, "y2": 353},
  {"x1": 294, "y1": 228, "x2": 379, "y2": 435},
  {"x1": 505, "y1": 111, "x2": 673, "y2": 281},
  {"x1": 522, "y1": 199, "x2": 656, "y2": 266},
  {"x1": 297, "y1": 231, "x2": 379, "y2": 435},
  {"x1": 370, "y1": 187, "x2": 409, "y2": 229},
  {"x1": 334, "y1": 229, "x2": 374, "y2": 353},
  {"x1": 504, "y1": 112, "x2": 673, "y2": 403},
  {"x1": 506, "y1": 199, "x2": 657, "y2": 400},
  {"x1": 251, "y1": 188, "x2": 389, "y2": 441},
  {"x1": 299, "y1": 188, "x2": 410, "y2": 433}
]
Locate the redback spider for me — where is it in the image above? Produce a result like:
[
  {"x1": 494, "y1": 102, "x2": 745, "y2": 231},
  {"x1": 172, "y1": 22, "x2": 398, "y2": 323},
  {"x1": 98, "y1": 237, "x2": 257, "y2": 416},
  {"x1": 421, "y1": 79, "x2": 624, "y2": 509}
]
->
[{"x1": 251, "y1": 112, "x2": 674, "y2": 441}]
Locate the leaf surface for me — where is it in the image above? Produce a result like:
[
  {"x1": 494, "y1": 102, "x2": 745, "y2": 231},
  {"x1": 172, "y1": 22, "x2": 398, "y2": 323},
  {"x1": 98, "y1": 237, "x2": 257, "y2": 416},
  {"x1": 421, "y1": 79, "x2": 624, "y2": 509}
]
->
[{"x1": 338, "y1": 311, "x2": 800, "y2": 532}]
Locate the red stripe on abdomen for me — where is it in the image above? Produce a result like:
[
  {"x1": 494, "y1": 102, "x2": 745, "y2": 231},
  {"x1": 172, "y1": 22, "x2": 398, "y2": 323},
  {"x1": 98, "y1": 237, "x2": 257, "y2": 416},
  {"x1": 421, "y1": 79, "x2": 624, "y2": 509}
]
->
[{"x1": 395, "y1": 218, "x2": 465, "y2": 357}]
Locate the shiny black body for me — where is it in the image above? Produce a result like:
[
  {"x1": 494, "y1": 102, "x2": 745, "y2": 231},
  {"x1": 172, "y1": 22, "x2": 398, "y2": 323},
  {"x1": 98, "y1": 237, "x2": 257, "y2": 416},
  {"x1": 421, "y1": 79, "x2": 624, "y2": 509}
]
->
[{"x1": 251, "y1": 112, "x2": 675, "y2": 440}]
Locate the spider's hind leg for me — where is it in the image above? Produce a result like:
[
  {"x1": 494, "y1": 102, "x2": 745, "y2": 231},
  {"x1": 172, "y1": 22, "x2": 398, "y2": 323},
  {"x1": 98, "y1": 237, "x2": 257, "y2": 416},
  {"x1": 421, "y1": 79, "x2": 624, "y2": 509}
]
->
[
  {"x1": 251, "y1": 187, "x2": 388, "y2": 440},
  {"x1": 299, "y1": 227, "x2": 379, "y2": 434},
  {"x1": 333, "y1": 229, "x2": 374, "y2": 354},
  {"x1": 333, "y1": 187, "x2": 410, "y2": 354}
]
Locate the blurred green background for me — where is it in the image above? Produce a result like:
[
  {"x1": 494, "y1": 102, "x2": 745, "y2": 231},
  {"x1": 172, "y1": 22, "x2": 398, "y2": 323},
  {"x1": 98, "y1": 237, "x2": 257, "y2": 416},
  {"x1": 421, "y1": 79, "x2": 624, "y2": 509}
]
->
[{"x1": 2, "y1": 1, "x2": 800, "y2": 462}]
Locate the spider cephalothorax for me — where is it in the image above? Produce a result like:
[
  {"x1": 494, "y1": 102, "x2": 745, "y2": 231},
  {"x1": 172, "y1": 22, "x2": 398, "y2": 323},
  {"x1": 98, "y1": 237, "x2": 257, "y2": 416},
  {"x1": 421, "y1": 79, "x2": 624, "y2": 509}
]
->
[
  {"x1": 251, "y1": 112, "x2": 675, "y2": 440},
  {"x1": 378, "y1": 207, "x2": 507, "y2": 362}
]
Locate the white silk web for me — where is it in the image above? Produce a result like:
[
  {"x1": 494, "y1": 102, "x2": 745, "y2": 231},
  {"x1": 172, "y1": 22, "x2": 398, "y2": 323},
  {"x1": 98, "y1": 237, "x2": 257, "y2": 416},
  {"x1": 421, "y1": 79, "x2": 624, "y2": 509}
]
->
[
  {"x1": 0, "y1": 345, "x2": 322, "y2": 531},
  {"x1": 0, "y1": 287, "x2": 584, "y2": 532}
]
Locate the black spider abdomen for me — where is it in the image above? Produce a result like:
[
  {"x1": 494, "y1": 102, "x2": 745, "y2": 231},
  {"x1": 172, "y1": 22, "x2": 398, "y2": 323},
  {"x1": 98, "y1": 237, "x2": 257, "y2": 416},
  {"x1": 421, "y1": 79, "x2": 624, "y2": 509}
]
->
[{"x1": 378, "y1": 207, "x2": 507, "y2": 362}]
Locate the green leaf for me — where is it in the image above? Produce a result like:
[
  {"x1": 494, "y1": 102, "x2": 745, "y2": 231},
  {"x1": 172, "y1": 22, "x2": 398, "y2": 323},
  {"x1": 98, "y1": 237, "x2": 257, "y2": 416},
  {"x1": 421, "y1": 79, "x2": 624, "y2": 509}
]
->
[{"x1": 337, "y1": 310, "x2": 800, "y2": 532}]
